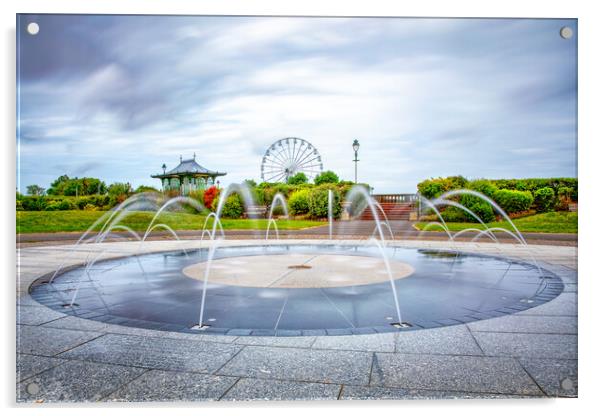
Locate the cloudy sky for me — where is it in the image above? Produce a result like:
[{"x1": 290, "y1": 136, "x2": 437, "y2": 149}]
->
[{"x1": 17, "y1": 15, "x2": 577, "y2": 193}]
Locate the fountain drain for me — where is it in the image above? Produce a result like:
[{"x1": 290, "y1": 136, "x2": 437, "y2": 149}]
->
[
  {"x1": 61, "y1": 303, "x2": 79, "y2": 308},
  {"x1": 390, "y1": 322, "x2": 413, "y2": 329},
  {"x1": 190, "y1": 324, "x2": 211, "y2": 331}
]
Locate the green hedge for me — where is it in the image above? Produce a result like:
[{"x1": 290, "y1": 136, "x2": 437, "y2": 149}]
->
[
  {"x1": 417, "y1": 176, "x2": 577, "y2": 214},
  {"x1": 308, "y1": 186, "x2": 342, "y2": 219},
  {"x1": 493, "y1": 189, "x2": 534, "y2": 214},
  {"x1": 16, "y1": 194, "x2": 118, "y2": 211},
  {"x1": 534, "y1": 187, "x2": 556, "y2": 212},
  {"x1": 288, "y1": 189, "x2": 311, "y2": 215}
]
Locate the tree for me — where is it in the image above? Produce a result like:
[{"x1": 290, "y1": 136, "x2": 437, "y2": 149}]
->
[
  {"x1": 108, "y1": 182, "x2": 133, "y2": 197},
  {"x1": 47, "y1": 174, "x2": 107, "y2": 196},
  {"x1": 243, "y1": 179, "x2": 257, "y2": 188},
  {"x1": 26, "y1": 184, "x2": 45, "y2": 196},
  {"x1": 314, "y1": 170, "x2": 339, "y2": 185},
  {"x1": 287, "y1": 172, "x2": 308, "y2": 185}
]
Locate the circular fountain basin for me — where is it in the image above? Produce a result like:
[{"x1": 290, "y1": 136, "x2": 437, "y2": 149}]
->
[{"x1": 30, "y1": 244, "x2": 564, "y2": 336}]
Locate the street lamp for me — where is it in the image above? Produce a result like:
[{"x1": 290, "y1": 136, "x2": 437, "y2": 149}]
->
[{"x1": 352, "y1": 139, "x2": 360, "y2": 184}]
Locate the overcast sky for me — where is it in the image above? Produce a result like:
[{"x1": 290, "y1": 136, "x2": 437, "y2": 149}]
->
[{"x1": 17, "y1": 15, "x2": 577, "y2": 193}]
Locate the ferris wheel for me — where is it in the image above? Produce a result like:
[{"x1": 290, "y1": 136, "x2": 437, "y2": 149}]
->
[{"x1": 260, "y1": 137, "x2": 323, "y2": 183}]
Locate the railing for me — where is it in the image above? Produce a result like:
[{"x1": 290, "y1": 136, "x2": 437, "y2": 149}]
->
[{"x1": 372, "y1": 194, "x2": 418, "y2": 203}]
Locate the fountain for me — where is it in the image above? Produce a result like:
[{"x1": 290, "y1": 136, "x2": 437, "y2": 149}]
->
[{"x1": 31, "y1": 185, "x2": 564, "y2": 336}]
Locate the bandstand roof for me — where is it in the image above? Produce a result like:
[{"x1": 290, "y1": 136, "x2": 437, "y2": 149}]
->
[{"x1": 151, "y1": 156, "x2": 227, "y2": 179}]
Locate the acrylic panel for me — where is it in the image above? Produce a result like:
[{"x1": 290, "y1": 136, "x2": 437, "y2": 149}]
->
[{"x1": 16, "y1": 15, "x2": 577, "y2": 403}]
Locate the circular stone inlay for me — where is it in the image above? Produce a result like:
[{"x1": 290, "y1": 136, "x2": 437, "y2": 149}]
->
[{"x1": 182, "y1": 253, "x2": 415, "y2": 288}]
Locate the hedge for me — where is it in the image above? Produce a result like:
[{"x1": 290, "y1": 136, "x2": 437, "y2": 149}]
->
[
  {"x1": 417, "y1": 176, "x2": 577, "y2": 214},
  {"x1": 308, "y1": 186, "x2": 342, "y2": 219},
  {"x1": 492, "y1": 189, "x2": 534, "y2": 214},
  {"x1": 534, "y1": 187, "x2": 556, "y2": 212},
  {"x1": 288, "y1": 189, "x2": 311, "y2": 215}
]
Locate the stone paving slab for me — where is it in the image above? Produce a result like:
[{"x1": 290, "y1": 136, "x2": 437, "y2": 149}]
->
[
  {"x1": 340, "y1": 385, "x2": 538, "y2": 400},
  {"x1": 468, "y1": 315, "x2": 577, "y2": 334},
  {"x1": 17, "y1": 354, "x2": 67, "y2": 383},
  {"x1": 17, "y1": 305, "x2": 67, "y2": 326},
  {"x1": 59, "y1": 333, "x2": 242, "y2": 373},
  {"x1": 312, "y1": 332, "x2": 396, "y2": 353},
  {"x1": 395, "y1": 325, "x2": 483, "y2": 356},
  {"x1": 233, "y1": 335, "x2": 316, "y2": 348},
  {"x1": 17, "y1": 325, "x2": 103, "y2": 356},
  {"x1": 516, "y1": 293, "x2": 577, "y2": 316},
  {"x1": 17, "y1": 360, "x2": 147, "y2": 402},
  {"x1": 217, "y1": 346, "x2": 373, "y2": 385},
  {"x1": 107, "y1": 370, "x2": 238, "y2": 402},
  {"x1": 43, "y1": 315, "x2": 239, "y2": 343},
  {"x1": 472, "y1": 332, "x2": 577, "y2": 359},
  {"x1": 519, "y1": 358, "x2": 578, "y2": 397},
  {"x1": 222, "y1": 378, "x2": 340, "y2": 401},
  {"x1": 370, "y1": 353, "x2": 543, "y2": 395}
]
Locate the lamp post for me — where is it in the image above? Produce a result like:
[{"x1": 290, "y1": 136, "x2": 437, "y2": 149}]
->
[{"x1": 352, "y1": 139, "x2": 360, "y2": 184}]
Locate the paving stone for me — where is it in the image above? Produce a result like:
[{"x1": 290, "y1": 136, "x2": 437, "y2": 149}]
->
[
  {"x1": 217, "y1": 346, "x2": 372, "y2": 385},
  {"x1": 42, "y1": 315, "x2": 112, "y2": 332},
  {"x1": 16, "y1": 354, "x2": 66, "y2": 382},
  {"x1": 17, "y1": 305, "x2": 67, "y2": 326},
  {"x1": 472, "y1": 332, "x2": 577, "y2": 359},
  {"x1": 468, "y1": 315, "x2": 577, "y2": 334},
  {"x1": 17, "y1": 360, "x2": 147, "y2": 402},
  {"x1": 341, "y1": 385, "x2": 539, "y2": 400},
  {"x1": 371, "y1": 353, "x2": 543, "y2": 395},
  {"x1": 107, "y1": 370, "x2": 237, "y2": 402},
  {"x1": 59, "y1": 333, "x2": 242, "y2": 373},
  {"x1": 519, "y1": 358, "x2": 578, "y2": 397},
  {"x1": 517, "y1": 293, "x2": 576, "y2": 316},
  {"x1": 312, "y1": 333, "x2": 396, "y2": 353},
  {"x1": 395, "y1": 325, "x2": 483, "y2": 355},
  {"x1": 222, "y1": 378, "x2": 340, "y2": 401},
  {"x1": 234, "y1": 336, "x2": 315, "y2": 348},
  {"x1": 16, "y1": 295, "x2": 44, "y2": 307},
  {"x1": 17, "y1": 325, "x2": 103, "y2": 356}
]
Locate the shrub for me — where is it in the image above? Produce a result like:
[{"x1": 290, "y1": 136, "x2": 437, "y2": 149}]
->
[
  {"x1": 556, "y1": 186, "x2": 573, "y2": 211},
  {"x1": 288, "y1": 189, "x2": 311, "y2": 215},
  {"x1": 83, "y1": 203, "x2": 97, "y2": 211},
  {"x1": 45, "y1": 200, "x2": 75, "y2": 211},
  {"x1": 468, "y1": 202, "x2": 495, "y2": 223},
  {"x1": 417, "y1": 179, "x2": 447, "y2": 199},
  {"x1": 220, "y1": 194, "x2": 244, "y2": 218},
  {"x1": 314, "y1": 170, "x2": 339, "y2": 185},
  {"x1": 203, "y1": 186, "x2": 220, "y2": 210},
  {"x1": 308, "y1": 186, "x2": 342, "y2": 218},
  {"x1": 440, "y1": 206, "x2": 467, "y2": 222},
  {"x1": 20, "y1": 196, "x2": 47, "y2": 211},
  {"x1": 534, "y1": 187, "x2": 556, "y2": 212},
  {"x1": 287, "y1": 172, "x2": 308, "y2": 185},
  {"x1": 467, "y1": 179, "x2": 498, "y2": 199},
  {"x1": 493, "y1": 189, "x2": 534, "y2": 214}
]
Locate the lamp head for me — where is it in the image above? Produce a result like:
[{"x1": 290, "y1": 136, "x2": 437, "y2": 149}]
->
[{"x1": 352, "y1": 139, "x2": 360, "y2": 152}]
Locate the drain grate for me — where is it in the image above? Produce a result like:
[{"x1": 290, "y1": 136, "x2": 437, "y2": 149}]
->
[
  {"x1": 190, "y1": 324, "x2": 211, "y2": 331},
  {"x1": 288, "y1": 264, "x2": 312, "y2": 270},
  {"x1": 391, "y1": 322, "x2": 413, "y2": 329}
]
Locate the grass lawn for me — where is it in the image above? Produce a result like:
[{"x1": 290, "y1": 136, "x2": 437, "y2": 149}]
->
[
  {"x1": 415, "y1": 212, "x2": 577, "y2": 234},
  {"x1": 16, "y1": 210, "x2": 324, "y2": 234}
]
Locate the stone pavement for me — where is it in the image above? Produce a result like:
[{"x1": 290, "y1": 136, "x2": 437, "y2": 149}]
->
[{"x1": 16, "y1": 239, "x2": 577, "y2": 402}]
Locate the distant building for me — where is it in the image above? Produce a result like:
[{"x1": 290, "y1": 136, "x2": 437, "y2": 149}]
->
[{"x1": 151, "y1": 154, "x2": 226, "y2": 195}]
